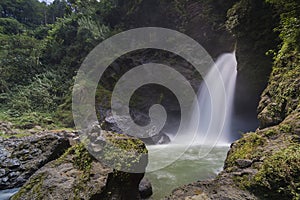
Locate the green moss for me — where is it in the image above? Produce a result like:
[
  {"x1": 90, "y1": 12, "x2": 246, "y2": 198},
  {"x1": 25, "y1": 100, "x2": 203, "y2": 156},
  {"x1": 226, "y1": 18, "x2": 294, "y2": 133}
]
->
[
  {"x1": 226, "y1": 132, "x2": 266, "y2": 168},
  {"x1": 73, "y1": 143, "x2": 93, "y2": 172},
  {"x1": 55, "y1": 143, "x2": 93, "y2": 172},
  {"x1": 53, "y1": 143, "x2": 94, "y2": 199},
  {"x1": 11, "y1": 173, "x2": 46, "y2": 200},
  {"x1": 263, "y1": 129, "x2": 278, "y2": 138},
  {"x1": 249, "y1": 144, "x2": 300, "y2": 200},
  {"x1": 279, "y1": 124, "x2": 292, "y2": 133},
  {"x1": 0, "y1": 132, "x2": 31, "y2": 139},
  {"x1": 73, "y1": 169, "x2": 92, "y2": 200},
  {"x1": 261, "y1": 50, "x2": 300, "y2": 125},
  {"x1": 106, "y1": 133, "x2": 147, "y2": 153},
  {"x1": 232, "y1": 174, "x2": 252, "y2": 190},
  {"x1": 100, "y1": 133, "x2": 147, "y2": 171}
]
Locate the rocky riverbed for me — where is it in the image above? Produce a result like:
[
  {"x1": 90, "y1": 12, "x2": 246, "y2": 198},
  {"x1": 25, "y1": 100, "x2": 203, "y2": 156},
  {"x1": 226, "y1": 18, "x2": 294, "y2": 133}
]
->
[
  {"x1": 0, "y1": 122, "x2": 153, "y2": 200},
  {"x1": 0, "y1": 122, "x2": 73, "y2": 189}
]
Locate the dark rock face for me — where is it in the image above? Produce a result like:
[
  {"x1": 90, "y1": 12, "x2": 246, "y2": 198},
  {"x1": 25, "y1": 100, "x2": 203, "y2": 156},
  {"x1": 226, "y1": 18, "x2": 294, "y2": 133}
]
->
[
  {"x1": 184, "y1": 0, "x2": 236, "y2": 58},
  {"x1": 0, "y1": 133, "x2": 70, "y2": 190},
  {"x1": 91, "y1": 171, "x2": 145, "y2": 200},
  {"x1": 226, "y1": 0, "x2": 279, "y2": 138},
  {"x1": 140, "y1": 131, "x2": 171, "y2": 145}
]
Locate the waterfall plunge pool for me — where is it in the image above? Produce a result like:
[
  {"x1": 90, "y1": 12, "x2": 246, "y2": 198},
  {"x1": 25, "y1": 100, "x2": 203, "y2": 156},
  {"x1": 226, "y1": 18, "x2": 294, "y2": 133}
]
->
[
  {"x1": 145, "y1": 52, "x2": 236, "y2": 199},
  {"x1": 145, "y1": 144, "x2": 229, "y2": 200}
]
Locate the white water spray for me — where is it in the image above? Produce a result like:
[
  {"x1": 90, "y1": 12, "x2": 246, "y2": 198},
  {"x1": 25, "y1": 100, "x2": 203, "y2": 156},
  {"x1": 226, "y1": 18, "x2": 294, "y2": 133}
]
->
[
  {"x1": 173, "y1": 52, "x2": 237, "y2": 145},
  {"x1": 146, "y1": 52, "x2": 237, "y2": 198},
  {"x1": 146, "y1": 52, "x2": 237, "y2": 171},
  {"x1": 186, "y1": 52, "x2": 237, "y2": 145}
]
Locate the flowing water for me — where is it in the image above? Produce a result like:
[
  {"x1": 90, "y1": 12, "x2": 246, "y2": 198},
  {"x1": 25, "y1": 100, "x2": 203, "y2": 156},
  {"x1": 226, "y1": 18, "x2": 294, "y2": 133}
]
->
[
  {"x1": 0, "y1": 188, "x2": 19, "y2": 200},
  {"x1": 184, "y1": 52, "x2": 238, "y2": 145},
  {"x1": 145, "y1": 145, "x2": 229, "y2": 199},
  {"x1": 145, "y1": 52, "x2": 237, "y2": 199}
]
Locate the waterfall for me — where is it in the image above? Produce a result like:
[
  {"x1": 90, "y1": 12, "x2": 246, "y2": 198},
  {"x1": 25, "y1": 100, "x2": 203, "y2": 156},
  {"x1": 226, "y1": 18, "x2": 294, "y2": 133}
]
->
[
  {"x1": 146, "y1": 52, "x2": 237, "y2": 172},
  {"x1": 171, "y1": 52, "x2": 237, "y2": 146},
  {"x1": 191, "y1": 52, "x2": 237, "y2": 145}
]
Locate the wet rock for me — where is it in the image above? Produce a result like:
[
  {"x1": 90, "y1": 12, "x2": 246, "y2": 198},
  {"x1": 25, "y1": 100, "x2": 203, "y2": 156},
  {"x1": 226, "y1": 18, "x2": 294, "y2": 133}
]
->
[
  {"x1": 1, "y1": 159, "x2": 21, "y2": 168},
  {"x1": 0, "y1": 169, "x2": 6, "y2": 177},
  {"x1": 101, "y1": 110, "x2": 171, "y2": 145},
  {"x1": 235, "y1": 159, "x2": 252, "y2": 168},
  {"x1": 139, "y1": 178, "x2": 153, "y2": 199},
  {"x1": 0, "y1": 133, "x2": 70, "y2": 189},
  {"x1": 141, "y1": 131, "x2": 171, "y2": 145}
]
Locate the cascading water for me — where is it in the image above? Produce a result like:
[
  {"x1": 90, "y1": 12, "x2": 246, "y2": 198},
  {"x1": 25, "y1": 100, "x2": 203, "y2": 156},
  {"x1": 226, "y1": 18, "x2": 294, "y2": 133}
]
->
[
  {"x1": 190, "y1": 52, "x2": 238, "y2": 145},
  {"x1": 146, "y1": 52, "x2": 238, "y2": 200}
]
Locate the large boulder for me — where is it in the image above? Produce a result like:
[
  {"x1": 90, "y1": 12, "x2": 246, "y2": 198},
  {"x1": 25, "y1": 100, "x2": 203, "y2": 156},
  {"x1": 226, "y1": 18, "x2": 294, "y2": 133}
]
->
[
  {"x1": 100, "y1": 109, "x2": 171, "y2": 145},
  {"x1": 11, "y1": 131, "x2": 151, "y2": 200}
]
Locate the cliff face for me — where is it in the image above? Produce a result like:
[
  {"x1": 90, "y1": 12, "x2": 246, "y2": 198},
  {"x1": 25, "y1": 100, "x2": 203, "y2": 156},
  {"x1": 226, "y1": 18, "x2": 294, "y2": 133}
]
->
[
  {"x1": 98, "y1": 0, "x2": 271, "y2": 142},
  {"x1": 225, "y1": 1, "x2": 300, "y2": 198},
  {"x1": 168, "y1": 0, "x2": 300, "y2": 199},
  {"x1": 223, "y1": 47, "x2": 300, "y2": 200}
]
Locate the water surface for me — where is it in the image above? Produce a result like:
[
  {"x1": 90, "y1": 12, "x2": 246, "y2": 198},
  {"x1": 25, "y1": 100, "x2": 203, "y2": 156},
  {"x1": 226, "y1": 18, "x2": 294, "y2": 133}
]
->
[
  {"x1": 0, "y1": 188, "x2": 19, "y2": 200},
  {"x1": 145, "y1": 145, "x2": 229, "y2": 200}
]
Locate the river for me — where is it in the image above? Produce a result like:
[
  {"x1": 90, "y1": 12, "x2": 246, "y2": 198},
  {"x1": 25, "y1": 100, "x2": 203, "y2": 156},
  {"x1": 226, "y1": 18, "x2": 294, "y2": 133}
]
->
[{"x1": 145, "y1": 145, "x2": 229, "y2": 199}]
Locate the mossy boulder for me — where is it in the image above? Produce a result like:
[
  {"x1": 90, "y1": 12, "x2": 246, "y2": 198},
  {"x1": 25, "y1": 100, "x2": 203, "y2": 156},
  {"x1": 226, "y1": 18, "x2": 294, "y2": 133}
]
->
[{"x1": 12, "y1": 131, "x2": 150, "y2": 200}]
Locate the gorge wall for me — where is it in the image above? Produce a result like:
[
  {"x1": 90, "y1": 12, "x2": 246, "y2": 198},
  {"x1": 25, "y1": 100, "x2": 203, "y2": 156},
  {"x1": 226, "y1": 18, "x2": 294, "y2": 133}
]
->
[
  {"x1": 98, "y1": 0, "x2": 275, "y2": 141},
  {"x1": 168, "y1": 0, "x2": 300, "y2": 199}
]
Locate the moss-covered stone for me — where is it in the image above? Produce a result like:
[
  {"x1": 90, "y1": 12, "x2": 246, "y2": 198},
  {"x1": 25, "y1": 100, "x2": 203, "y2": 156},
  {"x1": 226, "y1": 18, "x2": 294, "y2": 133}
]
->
[
  {"x1": 225, "y1": 132, "x2": 266, "y2": 169},
  {"x1": 87, "y1": 131, "x2": 148, "y2": 173},
  {"x1": 258, "y1": 50, "x2": 300, "y2": 128},
  {"x1": 11, "y1": 173, "x2": 46, "y2": 200},
  {"x1": 249, "y1": 144, "x2": 300, "y2": 199},
  {"x1": 12, "y1": 130, "x2": 148, "y2": 200}
]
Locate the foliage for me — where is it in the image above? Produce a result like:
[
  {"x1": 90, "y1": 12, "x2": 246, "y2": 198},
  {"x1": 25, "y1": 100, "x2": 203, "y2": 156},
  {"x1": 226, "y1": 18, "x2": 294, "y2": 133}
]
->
[
  {"x1": 6, "y1": 71, "x2": 68, "y2": 114},
  {"x1": 0, "y1": 0, "x2": 67, "y2": 27},
  {"x1": 265, "y1": 0, "x2": 300, "y2": 53},
  {"x1": 0, "y1": 33, "x2": 42, "y2": 92},
  {"x1": 0, "y1": 18, "x2": 24, "y2": 34},
  {"x1": 0, "y1": 0, "x2": 115, "y2": 128}
]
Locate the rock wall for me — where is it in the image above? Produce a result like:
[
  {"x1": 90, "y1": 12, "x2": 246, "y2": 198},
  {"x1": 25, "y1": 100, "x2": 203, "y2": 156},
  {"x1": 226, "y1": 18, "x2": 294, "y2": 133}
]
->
[
  {"x1": 167, "y1": 0, "x2": 300, "y2": 199},
  {"x1": 98, "y1": 0, "x2": 276, "y2": 141}
]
